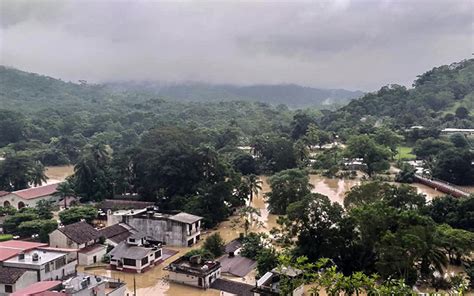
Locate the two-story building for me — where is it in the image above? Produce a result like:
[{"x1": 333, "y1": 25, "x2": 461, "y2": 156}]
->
[
  {"x1": 49, "y1": 221, "x2": 106, "y2": 266},
  {"x1": 165, "y1": 255, "x2": 221, "y2": 289},
  {"x1": 0, "y1": 240, "x2": 77, "y2": 295},
  {"x1": 116, "y1": 208, "x2": 203, "y2": 247},
  {"x1": 108, "y1": 233, "x2": 162, "y2": 273}
]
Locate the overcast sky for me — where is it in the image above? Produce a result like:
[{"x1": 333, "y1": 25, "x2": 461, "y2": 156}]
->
[{"x1": 0, "y1": 0, "x2": 472, "y2": 91}]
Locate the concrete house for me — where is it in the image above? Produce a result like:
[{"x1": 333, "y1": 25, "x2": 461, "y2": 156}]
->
[
  {"x1": 108, "y1": 233, "x2": 162, "y2": 273},
  {"x1": 49, "y1": 221, "x2": 106, "y2": 266},
  {"x1": 0, "y1": 184, "x2": 59, "y2": 210},
  {"x1": 166, "y1": 255, "x2": 221, "y2": 289},
  {"x1": 118, "y1": 208, "x2": 203, "y2": 247},
  {"x1": 252, "y1": 267, "x2": 304, "y2": 296},
  {"x1": 0, "y1": 240, "x2": 77, "y2": 295}
]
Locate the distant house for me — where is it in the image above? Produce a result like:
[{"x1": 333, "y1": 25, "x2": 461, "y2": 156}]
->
[
  {"x1": 108, "y1": 233, "x2": 162, "y2": 273},
  {"x1": 99, "y1": 199, "x2": 154, "y2": 225},
  {"x1": 49, "y1": 221, "x2": 106, "y2": 266},
  {"x1": 0, "y1": 184, "x2": 59, "y2": 210},
  {"x1": 252, "y1": 267, "x2": 304, "y2": 296},
  {"x1": 99, "y1": 223, "x2": 135, "y2": 247},
  {"x1": 117, "y1": 208, "x2": 203, "y2": 247},
  {"x1": 166, "y1": 255, "x2": 221, "y2": 289},
  {"x1": 441, "y1": 128, "x2": 474, "y2": 135}
]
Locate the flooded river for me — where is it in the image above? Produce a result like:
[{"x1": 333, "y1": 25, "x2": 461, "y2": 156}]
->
[
  {"x1": 71, "y1": 171, "x2": 450, "y2": 295},
  {"x1": 45, "y1": 165, "x2": 74, "y2": 184}
]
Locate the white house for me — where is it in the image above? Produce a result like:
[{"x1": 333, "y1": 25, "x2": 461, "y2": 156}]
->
[
  {"x1": 166, "y1": 255, "x2": 221, "y2": 289},
  {"x1": 108, "y1": 233, "x2": 162, "y2": 273},
  {"x1": 0, "y1": 267, "x2": 37, "y2": 296},
  {"x1": 49, "y1": 221, "x2": 106, "y2": 266}
]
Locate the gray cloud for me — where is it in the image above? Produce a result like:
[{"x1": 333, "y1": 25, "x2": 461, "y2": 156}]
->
[{"x1": 0, "y1": 0, "x2": 472, "y2": 90}]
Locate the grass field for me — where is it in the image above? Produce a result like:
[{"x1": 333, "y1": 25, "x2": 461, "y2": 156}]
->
[{"x1": 396, "y1": 146, "x2": 416, "y2": 160}]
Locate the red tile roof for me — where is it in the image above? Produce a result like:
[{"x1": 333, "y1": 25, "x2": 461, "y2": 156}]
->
[
  {"x1": 0, "y1": 191, "x2": 9, "y2": 197},
  {"x1": 13, "y1": 183, "x2": 59, "y2": 200},
  {"x1": 0, "y1": 248, "x2": 22, "y2": 261},
  {"x1": 10, "y1": 280, "x2": 62, "y2": 296}
]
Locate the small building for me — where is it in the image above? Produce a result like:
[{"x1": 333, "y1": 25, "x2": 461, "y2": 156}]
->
[
  {"x1": 0, "y1": 184, "x2": 59, "y2": 210},
  {"x1": 49, "y1": 221, "x2": 106, "y2": 266},
  {"x1": 166, "y1": 256, "x2": 221, "y2": 289},
  {"x1": 108, "y1": 233, "x2": 162, "y2": 273},
  {"x1": 119, "y1": 208, "x2": 203, "y2": 247},
  {"x1": 0, "y1": 266, "x2": 37, "y2": 295},
  {"x1": 252, "y1": 267, "x2": 304, "y2": 296},
  {"x1": 9, "y1": 280, "x2": 62, "y2": 296},
  {"x1": 99, "y1": 223, "x2": 135, "y2": 247}
]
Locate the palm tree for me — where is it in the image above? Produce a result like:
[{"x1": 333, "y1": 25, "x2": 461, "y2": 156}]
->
[
  {"x1": 231, "y1": 206, "x2": 262, "y2": 236},
  {"x1": 29, "y1": 161, "x2": 48, "y2": 187},
  {"x1": 244, "y1": 174, "x2": 262, "y2": 204},
  {"x1": 54, "y1": 181, "x2": 76, "y2": 209}
]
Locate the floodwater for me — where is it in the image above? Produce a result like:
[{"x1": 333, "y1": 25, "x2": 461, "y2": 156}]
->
[
  {"x1": 45, "y1": 165, "x2": 74, "y2": 184},
  {"x1": 75, "y1": 174, "x2": 453, "y2": 295}
]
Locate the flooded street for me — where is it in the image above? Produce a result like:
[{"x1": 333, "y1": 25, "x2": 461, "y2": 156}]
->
[{"x1": 75, "y1": 173, "x2": 455, "y2": 295}]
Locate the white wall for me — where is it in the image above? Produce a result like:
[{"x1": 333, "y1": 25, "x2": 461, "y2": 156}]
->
[
  {"x1": 78, "y1": 247, "x2": 106, "y2": 266},
  {"x1": 168, "y1": 268, "x2": 220, "y2": 289},
  {"x1": 0, "y1": 194, "x2": 55, "y2": 210}
]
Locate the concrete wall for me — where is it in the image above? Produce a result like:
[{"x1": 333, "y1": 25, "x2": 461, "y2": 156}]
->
[
  {"x1": 49, "y1": 230, "x2": 80, "y2": 249},
  {"x1": 0, "y1": 193, "x2": 56, "y2": 210},
  {"x1": 70, "y1": 282, "x2": 106, "y2": 296},
  {"x1": 107, "y1": 283, "x2": 127, "y2": 296},
  {"x1": 168, "y1": 268, "x2": 220, "y2": 289},
  {"x1": 0, "y1": 271, "x2": 37, "y2": 296},
  {"x1": 125, "y1": 217, "x2": 199, "y2": 247},
  {"x1": 78, "y1": 247, "x2": 106, "y2": 266}
]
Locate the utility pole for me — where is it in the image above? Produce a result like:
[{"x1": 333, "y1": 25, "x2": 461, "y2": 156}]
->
[{"x1": 133, "y1": 276, "x2": 137, "y2": 296}]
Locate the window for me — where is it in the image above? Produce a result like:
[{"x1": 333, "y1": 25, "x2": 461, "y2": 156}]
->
[
  {"x1": 123, "y1": 258, "x2": 136, "y2": 266},
  {"x1": 45, "y1": 262, "x2": 51, "y2": 273},
  {"x1": 5, "y1": 285, "x2": 13, "y2": 293},
  {"x1": 55, "y1": 257, "x2": 66, "y2": 269},
  {"x1": 155, "y1": 249, "x2": 162, "y2": 258},
  {"x1": 141, "y1": 256, "x2": 149, "y2": 266}
]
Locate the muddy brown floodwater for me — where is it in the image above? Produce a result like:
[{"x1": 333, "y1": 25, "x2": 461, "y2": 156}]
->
[
  {"x1": 45, "y1": 165, "x2": 74, "y2": 184},
  {"x1": 74, "y1": 173, "x2": 454, "y2": 295}
]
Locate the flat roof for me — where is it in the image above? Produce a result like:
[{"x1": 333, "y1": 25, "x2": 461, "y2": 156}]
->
[
  {"x1": 5, "y1": 249, "x2": 66, "y2": 266},
  {"x1": 168, "y1": 212, "x2": 202, "y2": 224}
]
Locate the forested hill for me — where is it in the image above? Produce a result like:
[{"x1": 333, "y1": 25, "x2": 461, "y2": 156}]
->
[
  {"x1": 105, "y1": 81, "x2": 364, "y2": 109},
  {"x1": 321, "y1": 59, "x2": 474, "y2": 132}
]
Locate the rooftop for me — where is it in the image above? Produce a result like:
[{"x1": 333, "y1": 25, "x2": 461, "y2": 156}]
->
[
  {"x1": 99, "y1": 199, "x2": 155, "y2": 211},
  {"x1": 5, "y1": 248, "x2": 67, "y2": 266},
  {"x1": 13, "y1": 183, "x2": 59, "y2": 200},
  {"x1": 0, "y1": 240, "x2": 48, "y2": 261},
  {"x1": 10, "y1": 280, "x2": 62, "y2": 296},
  {"x1": 99, "y1": 223, "x2": 134, "y2": 244},
  {"x1": 109, "y1": 241, "x2": 159, "y2": 260},
  {"x1": 58, "y1": 221, "x2": 101, "y2": 244},
  {"x1": 0, "y1": 266, "x2": 28, "y2": 284},
  {"x1": 0, "y1": 190, "x2": 9, "y2": 197},
  {"x1": 168, "y1": 212, "x2": 202, "y2": 224},
  {"x1": 167, "y1": 257, "x2": 221, "y2": 276}
]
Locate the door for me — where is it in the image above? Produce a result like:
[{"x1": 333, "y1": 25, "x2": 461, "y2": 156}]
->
[{"x1": 198, "y1": 277, "x2": 203, "y2": 287}]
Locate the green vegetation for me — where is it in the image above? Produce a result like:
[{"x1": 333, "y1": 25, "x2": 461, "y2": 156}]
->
[
  {"x1": 0, "y1": 234, "x2": 13, "y2": 242},
  {"x1": 59, "y1": 206, "x2": 98, "y2": 225},
  {"x1": 396, "y1": 146, "x2": 416, "y2": 160}
]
